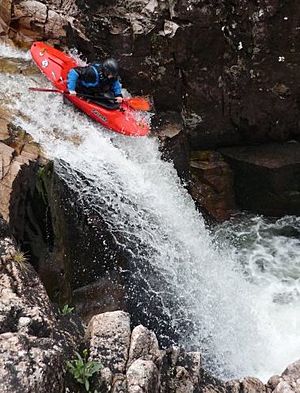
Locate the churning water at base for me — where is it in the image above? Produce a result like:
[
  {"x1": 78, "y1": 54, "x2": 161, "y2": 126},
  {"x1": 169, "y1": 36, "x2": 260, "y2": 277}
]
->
[{"x1": 0, "y1": 42, "x2": 300, "y2": 381}]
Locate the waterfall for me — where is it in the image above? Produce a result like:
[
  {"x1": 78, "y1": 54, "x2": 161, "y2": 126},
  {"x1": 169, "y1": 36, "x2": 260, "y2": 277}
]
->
[{"x1": 1, "y1": 42, "x2": 299, "y2": 381}]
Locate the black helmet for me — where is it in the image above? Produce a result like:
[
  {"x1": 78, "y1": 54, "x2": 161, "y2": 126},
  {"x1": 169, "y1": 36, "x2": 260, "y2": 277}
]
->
[{"x1": 102, "y1": 58, "x2": 119, "y2": 77}]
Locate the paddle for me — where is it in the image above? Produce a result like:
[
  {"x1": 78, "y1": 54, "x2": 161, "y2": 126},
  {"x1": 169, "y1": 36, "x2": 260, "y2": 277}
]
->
[{"x1": 29, "y1": 87, "x2": 151, "y2": 111}]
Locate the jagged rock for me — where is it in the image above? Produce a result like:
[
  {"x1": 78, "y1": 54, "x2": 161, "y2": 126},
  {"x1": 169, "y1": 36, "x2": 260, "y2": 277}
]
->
[
  {"x1": 0, "y1": 106, "x2": 10, "y2": 140},
  {"x1": 160, "y1": 346, "x2": 202, "y2": 393},
  {"x1": 0, "y1": 127, "x2": 40, "y2": 222},
  {"x1": 86, "y1": 311, "x2": 131, "y2": 375},
  {"x1": 220, "y1": 142, "x2": 300, "y2": 216},
  {"x1": 11, "y1": 0, "x2": 71, "y2": 43},
  {"x1": 0, "y1": 237, "x2": 56, "y2": 335},
  {"x1": 268, "y1": 375, "x2": 282, "y2": 391},
  {"x1": 241, "y1": 378, "x2": 267, "y2": 393},
  {"x1": 127, "y1": 325, "x2": 162, "y2": 369},
  {"x1": 0, "y1": 332, "x2": 65, "y2": 393},
  {"x1": 126, "y1": 359, "x2": 159, "y2": 393},
  {"x1": 0, "y1": 224, "x2": 84, "y2": 393}
]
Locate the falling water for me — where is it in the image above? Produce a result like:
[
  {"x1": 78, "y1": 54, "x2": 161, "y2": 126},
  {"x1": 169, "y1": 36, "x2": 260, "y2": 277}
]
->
[{"x1": 0, "y1": 41, "x2": 299, "y2": 381}]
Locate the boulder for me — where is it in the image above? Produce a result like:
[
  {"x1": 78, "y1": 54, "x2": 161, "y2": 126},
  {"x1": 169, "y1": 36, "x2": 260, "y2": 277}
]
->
[
  {"x1": 267, "y1": 360, "x2": 300, "y2": 393},
  {"x1": 127, "y1": 325, "x2": 162, "y2": 369},
  {"x1": 160, "y1": 346, "x2": 202, "y2": 393},
  {"x1": 126, "y1": 359, "x2": 159, "y2": 393},
  {"x1": 86, "y1": 311, "x2": 131, "y2": 375},
  {"x1": 226, "y1": 377, "x2": 266, "y2": 393}
]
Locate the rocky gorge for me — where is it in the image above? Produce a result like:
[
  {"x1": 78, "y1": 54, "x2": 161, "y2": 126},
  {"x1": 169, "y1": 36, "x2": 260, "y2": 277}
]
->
[{"x1": 0, "y1": 0, "x2": 300, "y2": 392}]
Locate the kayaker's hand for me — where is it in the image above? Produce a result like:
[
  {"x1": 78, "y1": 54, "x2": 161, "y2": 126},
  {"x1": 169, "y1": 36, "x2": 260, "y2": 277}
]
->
[
  {"x1": 69, "y1": 90, "x2": 77, "y2": 95},
  {"x1": 115, "y1": 96, "x2": 123, "y2": 103}
]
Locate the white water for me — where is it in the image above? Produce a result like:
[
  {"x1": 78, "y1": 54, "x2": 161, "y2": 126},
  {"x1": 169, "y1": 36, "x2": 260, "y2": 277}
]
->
[{"x1": 1, "y1": 43, "x2": 300, "y2": 381}]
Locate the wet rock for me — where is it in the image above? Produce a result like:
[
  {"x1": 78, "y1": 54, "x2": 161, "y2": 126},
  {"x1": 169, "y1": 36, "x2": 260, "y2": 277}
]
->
[
  {"x1": 160, "y1": 346, "x2": 202, "y2": 393},
  {"x1": 126, "y1": 359, "x2": 159, "y2": 393},
  {"x1": 268, "y1": 360, "x2": 300, "y2": 393},
  {"x1": 73, "y1": 275, "x2": 127, "y2": 323},
  {"x1": 220, "y1": 142, "x2": 300, "y2": 216},
  {"x1": 86, "y1": 311, "x2": 131, "y2": 375},
  {"x1": 156, "y1": 111, "x2": 189, "y2": 180},
  {"x1": 189, "y1": 150, "x2": 236, "y2": 221}
]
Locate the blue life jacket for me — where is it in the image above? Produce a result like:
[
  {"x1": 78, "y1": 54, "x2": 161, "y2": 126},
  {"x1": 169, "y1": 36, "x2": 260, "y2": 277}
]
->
[{"x1": 67, "y1": 63, "x2": 122, "y2": 96}]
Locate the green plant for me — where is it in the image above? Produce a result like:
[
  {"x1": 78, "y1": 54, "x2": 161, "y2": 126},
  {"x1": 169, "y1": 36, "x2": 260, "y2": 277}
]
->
[
  {"x1": 59, "y1": 304, "x2": 74, "y2": 315},
  {"x1": 67, "y1": 349, "x2": 102, "y2": 392}
]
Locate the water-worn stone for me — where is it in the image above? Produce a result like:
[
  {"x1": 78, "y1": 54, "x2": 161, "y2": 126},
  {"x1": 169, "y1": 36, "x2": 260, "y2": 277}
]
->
[
  {"x1": 220, "y1": 143, "x2": 300, "y2": 216},
  {"x1": 86, "y1": 311, "x2": 131, "y2": 375},
  {"x1": 126, "y1": 359, "x2": 159, "y2": 393}
]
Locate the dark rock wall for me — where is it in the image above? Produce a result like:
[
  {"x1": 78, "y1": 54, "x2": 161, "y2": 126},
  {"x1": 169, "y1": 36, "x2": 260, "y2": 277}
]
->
[{"x1": 67, "y1": 0, "x2": 300, "y2": 148}]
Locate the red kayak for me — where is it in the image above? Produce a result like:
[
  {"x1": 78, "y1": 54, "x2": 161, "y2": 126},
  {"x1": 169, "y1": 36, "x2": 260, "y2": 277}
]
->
[{"x1": 30, "y1": 42, "x2": 150, "y2": 137}]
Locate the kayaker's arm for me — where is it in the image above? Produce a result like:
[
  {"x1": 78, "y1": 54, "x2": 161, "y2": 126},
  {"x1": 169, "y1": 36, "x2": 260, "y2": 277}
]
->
[
  {"x1": 112, "y1": 79, "x2": 123, "y2": 98},
  {"x1": 67, "y1": 68, "x2": 80, "y2": 94}
]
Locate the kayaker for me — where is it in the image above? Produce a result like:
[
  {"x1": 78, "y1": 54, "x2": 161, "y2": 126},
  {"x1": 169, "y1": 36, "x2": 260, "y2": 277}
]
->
[{"x1": 67, "y1": 58, "x2": 123, "y2": 108}]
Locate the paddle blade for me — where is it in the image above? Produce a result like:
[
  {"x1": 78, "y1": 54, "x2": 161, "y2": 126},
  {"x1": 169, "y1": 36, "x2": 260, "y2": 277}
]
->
[{"x1": 126, "y1": 97, "x2": 151, "y2": 111}]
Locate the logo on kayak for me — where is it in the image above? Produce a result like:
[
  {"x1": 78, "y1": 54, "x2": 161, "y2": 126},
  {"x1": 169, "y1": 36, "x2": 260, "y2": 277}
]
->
[
  {"x1": 91, "y1": 109, "x2": 107, "y2": 123},
  {"x1": 41, "y1": 60, "x2": 49, "y2": 68}
]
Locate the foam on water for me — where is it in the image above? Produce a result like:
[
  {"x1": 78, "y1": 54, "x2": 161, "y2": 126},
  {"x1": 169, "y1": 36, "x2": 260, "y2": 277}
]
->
[
  {"x1": 0, "y1": 40, "x2": 31, "y2": 60},
  {"x1": 0, "y1": 47, "x2": 299, "y2": 381}
]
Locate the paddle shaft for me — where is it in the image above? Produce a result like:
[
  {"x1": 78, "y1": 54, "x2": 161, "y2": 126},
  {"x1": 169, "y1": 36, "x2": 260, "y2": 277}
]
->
[
  {"x1": 28, "y1": 87, "x2": 116, "y2": 101},
  {"x1": 29, "y1": 87, "x2": 150, "y2": 110}
]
